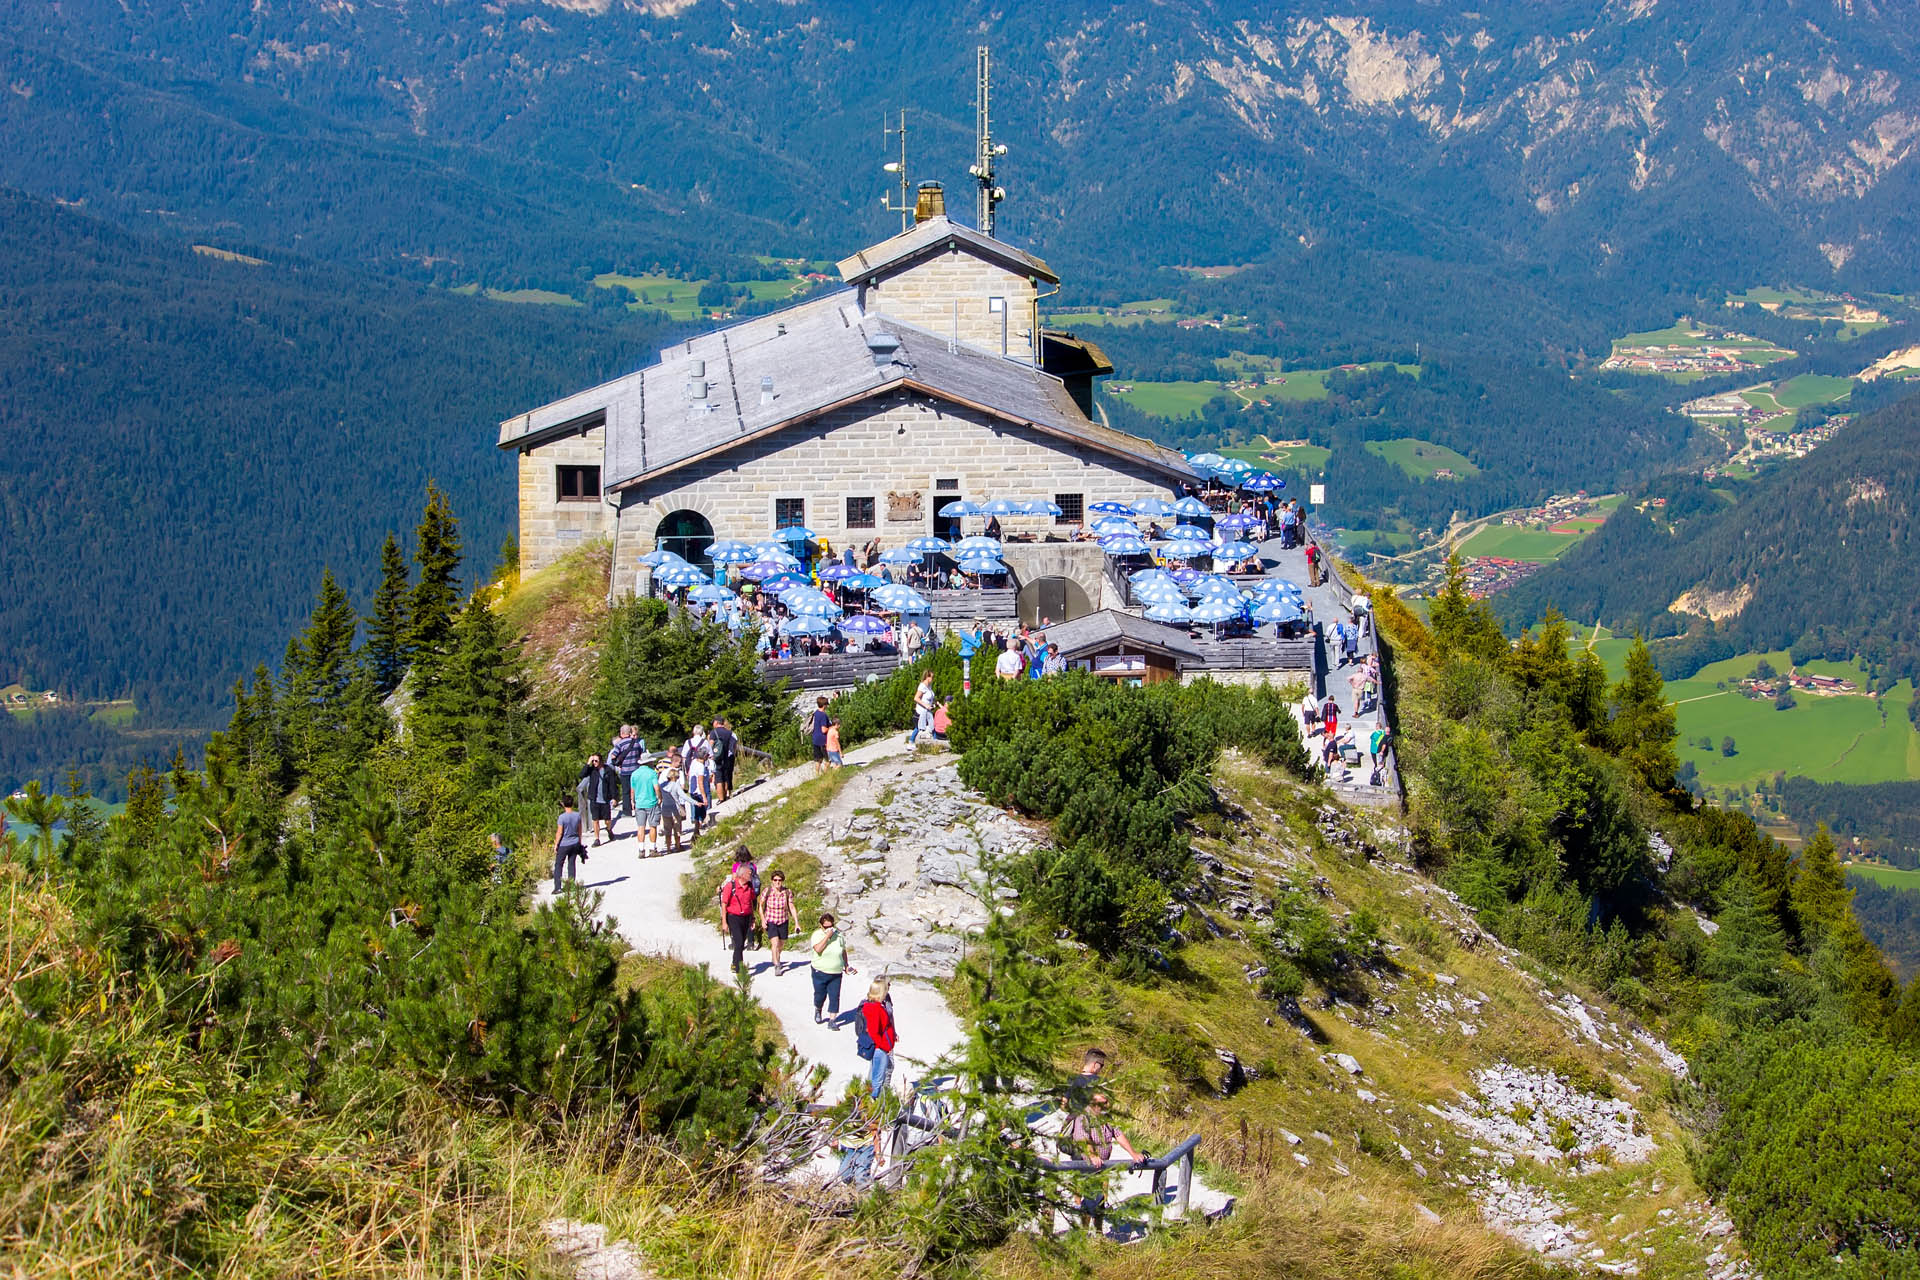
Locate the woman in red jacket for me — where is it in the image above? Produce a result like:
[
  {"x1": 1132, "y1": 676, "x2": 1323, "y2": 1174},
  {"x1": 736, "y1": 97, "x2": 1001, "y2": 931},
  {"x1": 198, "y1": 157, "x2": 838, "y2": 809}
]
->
[{"x1": 859, "y1": 977, "x2": 897, "y2": 1098}]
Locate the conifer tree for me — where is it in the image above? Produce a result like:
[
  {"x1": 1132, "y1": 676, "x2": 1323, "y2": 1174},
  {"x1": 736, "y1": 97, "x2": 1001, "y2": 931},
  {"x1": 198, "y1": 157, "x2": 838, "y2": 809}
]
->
[
  {"x1": 365, "y1": 531, "x2": 412, "y2": 694},
  {"x1": 1706, "y1": 873, "x2": 1793, "y2": 1026},
  {"x1": 281, "y1": 570, "x2": 358, "y2": 777},
  {"x1": 1427, "y1": 554, "x2": 1508, "y2": 663},
  {"x1": 1567, "y1": 647, "x2": 1610, "y2": 736},
  {"x1": 1789, "y1": 825, "x2": 1850, "y2": 940},
  {"x1": 1607, "y1": 636, "x2": 1677, "y2": 790},
  {"x1": 411, "y1": 595, "x2": 521, "y2": 786},
  {"x1": 408, "y1": 482, "x2": 463, "y2": 679}
]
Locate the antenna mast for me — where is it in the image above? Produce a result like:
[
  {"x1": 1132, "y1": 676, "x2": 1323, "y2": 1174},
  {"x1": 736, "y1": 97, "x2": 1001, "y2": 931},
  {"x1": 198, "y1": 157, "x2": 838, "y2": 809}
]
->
[
  {"x1": 881, "y1": 109, "x2": 911, "y2": 232},
  {"x1": 969, "y1": 45, "x2": 1006, "y2": 235}
]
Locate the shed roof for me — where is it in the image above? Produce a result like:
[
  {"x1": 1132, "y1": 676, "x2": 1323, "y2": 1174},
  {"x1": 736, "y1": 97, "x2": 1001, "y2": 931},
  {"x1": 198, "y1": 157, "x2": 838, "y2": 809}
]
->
[{"x1": 1038, "y1": 609, "x2": 1205, "y2": 662}]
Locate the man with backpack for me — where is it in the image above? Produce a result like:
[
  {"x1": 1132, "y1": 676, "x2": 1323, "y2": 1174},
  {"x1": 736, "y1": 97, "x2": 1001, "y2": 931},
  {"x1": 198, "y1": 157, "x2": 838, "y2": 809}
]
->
[
  {"x1": 718, "y1": 862, "x2": 757, "y2": 977},
  {"x1": 607, "y1": 724, "x2": 644, "y2": 821},
  {"x1": 856, "y1": 977, "x2": 897, "y2": 1098},
  {"x1": 710, "y1": 717, "x2": 737, "y2": 802}
]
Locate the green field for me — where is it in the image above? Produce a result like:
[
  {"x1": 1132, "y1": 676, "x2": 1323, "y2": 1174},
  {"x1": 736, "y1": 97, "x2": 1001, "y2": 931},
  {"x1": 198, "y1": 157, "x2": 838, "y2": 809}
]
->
[
  {"x1": 1365, "y1": 438, "x2": 1477, "y2": 479},
  {"x1": 1218, "y1": 440, "x2": 1331, "y2": 472},
  {"x1": 1459, "y1": 523, "x2": 1591, "y2": 562},
  {"x1": 1105, "y1": 380, "x2": 1227, "y2": 416},
  {"x1": 1613, "y1": 319, "x2": 1796, "y2": 366},
  {"x1": 1727, "y1": 286, "x2": 1830, "y2": 308},
  {"x1": 1774, "y1": 373, "x2": 1855, "y2": 408},
  {"x1": 1847, "y1": 864, "x2": 1920, "y2": 891},
  {"x1": 592, "y1": 271, "x2": 811, "y2": 320},
  {"x1": 1047, "y1": 298, "x2": 1188, "y2": 328},
  {"x1": 450, "y1": 283, "x2": 582, "y2": 307}
]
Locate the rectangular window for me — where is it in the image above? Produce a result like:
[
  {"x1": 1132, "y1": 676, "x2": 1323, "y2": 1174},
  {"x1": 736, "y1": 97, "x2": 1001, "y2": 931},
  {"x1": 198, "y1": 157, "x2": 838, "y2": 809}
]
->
[
  {"x1": 1054, "y1": 492, "x2": 1084, "y2": 526},
  {"x1": 935, "y1": 477, "x2": 959, "y2": 492},
  {"x1": 774, "y1": 497, "x2": 806, "y2": 529},
  {"x1": 845, "y1": 496, "x2": 876, "y2": 529},
  {"x1": 556, "y1": 465, "x2": 600, "y2": 502}
]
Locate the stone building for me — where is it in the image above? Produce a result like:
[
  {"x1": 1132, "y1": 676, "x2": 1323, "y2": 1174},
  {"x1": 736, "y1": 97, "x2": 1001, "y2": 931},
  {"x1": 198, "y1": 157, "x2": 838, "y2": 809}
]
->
[{"x1": 497, "y1": 188, "x2": 1198, "y2": 620}]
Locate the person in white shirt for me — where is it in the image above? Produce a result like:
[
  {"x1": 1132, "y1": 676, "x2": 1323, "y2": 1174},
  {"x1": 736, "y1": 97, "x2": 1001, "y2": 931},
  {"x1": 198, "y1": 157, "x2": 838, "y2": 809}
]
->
[{"x1": 993, "y1": 644, "x2": 1023, "y2": 680}]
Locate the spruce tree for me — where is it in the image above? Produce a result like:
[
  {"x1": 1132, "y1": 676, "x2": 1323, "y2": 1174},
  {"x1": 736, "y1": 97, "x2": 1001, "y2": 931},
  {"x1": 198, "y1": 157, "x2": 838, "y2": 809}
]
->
[
  {"x1": 281, "y1": 569, "x2": 358, "y2": 777},
  {"x1": 1789, "y1": 825, "x2": 1850, "y2": 940},
  {"x1": 408, "y1": 482, "x2": 463, "y2": 680},
  {"x1": 1607, "y1": 637, "x2": 1677, "y2": 790},
  {"x1": 1427, "y1": 554, "x2": 1508, "y2": 663},
  {"x1": 366, "y1": 531, "x2": 412, "y2": 694},
  {"x1": 411, "y1": 595, "x2": 521, "y2": 786}
]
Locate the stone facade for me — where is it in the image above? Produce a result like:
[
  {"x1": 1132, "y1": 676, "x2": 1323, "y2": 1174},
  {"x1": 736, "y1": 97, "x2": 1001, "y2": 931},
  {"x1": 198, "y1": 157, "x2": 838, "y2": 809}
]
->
[
  {"x1": 516, "y1": 425, "x2": 613, "y2": 570},
  {"x1": 859, "y1": 252, "x2": 1040, "y2": 363},
  {"x1": 611, "y1": 394, "x2": 1177, "y2": 596}
]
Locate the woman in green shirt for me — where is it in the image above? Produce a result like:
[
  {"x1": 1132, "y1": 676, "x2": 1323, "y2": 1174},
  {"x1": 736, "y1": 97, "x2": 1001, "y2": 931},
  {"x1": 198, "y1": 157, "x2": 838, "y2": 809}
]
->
[{"x1": 808, "y1": 912, "x2": 857, "y2": 1024}]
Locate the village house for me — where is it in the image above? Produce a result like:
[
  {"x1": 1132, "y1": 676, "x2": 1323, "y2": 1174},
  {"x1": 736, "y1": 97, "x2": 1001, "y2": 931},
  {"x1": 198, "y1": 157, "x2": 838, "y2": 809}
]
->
[{"x1": 497, "y1": 183, "x2": 1196, "y2": 623}]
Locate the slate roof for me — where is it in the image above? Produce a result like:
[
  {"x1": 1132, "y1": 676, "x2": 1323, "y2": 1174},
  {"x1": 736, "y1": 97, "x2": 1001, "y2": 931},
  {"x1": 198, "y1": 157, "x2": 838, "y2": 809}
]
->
[
  {"x1": 497, "y1": 286, "x2": 1195, "y2": 490},
  {"x1": 836, "y1": 215, "x2": 1057, "y2": 285},
  {"x1": 1038, "y1": 609, "x2": 1206, "y2": 662}
]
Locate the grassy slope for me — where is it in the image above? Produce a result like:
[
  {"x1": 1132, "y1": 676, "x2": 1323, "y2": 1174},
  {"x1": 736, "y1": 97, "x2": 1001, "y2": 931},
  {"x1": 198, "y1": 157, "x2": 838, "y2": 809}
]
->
[
  {"x1": 1849, "y1": 864, "x2": 1920, "y2": 891},
  {"x1": 1365, "y1": 438, "x2": 1478, "y2": 479},
  {"x1": 1460, "y1": 524, "x2": 1597, "y2": 563}
]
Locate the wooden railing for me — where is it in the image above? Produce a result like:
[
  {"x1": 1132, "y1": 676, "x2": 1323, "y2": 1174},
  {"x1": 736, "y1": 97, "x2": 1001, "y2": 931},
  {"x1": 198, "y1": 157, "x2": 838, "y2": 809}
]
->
[
  {"x1": 926, "y1": 587, "x2": 1017, "y2": 620},
  {"x1": 1186, "y1": 634, "x2": 1316, "y2": 671},
  {"x1": 758, "y1": 652, "x2": 904, "y2": 690}
]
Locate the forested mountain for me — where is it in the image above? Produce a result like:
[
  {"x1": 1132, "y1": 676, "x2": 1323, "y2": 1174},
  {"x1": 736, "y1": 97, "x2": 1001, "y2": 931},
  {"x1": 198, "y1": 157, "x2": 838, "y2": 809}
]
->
[
  {"x1": 1502, "y1": 388, "x2": 1920, "y2": 683},
  {"x1": 0, "y1": 190, "x2": 669, "y2": 716}
]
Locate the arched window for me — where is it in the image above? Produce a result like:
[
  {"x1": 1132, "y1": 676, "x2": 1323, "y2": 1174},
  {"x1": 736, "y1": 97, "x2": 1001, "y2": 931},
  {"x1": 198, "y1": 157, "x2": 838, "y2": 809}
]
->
[
  {"x1": 655, "y1": 510, "x2": 715, "y2": 568},
  {"x1": 1017, "y1": 576, "x2": 1093, "y2": 627}
]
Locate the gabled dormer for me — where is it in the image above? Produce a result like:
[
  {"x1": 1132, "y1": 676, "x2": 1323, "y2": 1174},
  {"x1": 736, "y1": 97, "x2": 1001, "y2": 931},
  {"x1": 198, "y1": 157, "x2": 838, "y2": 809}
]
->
[{"x1": 837, "y1": 183, "x2": 1058, "y2": 364}]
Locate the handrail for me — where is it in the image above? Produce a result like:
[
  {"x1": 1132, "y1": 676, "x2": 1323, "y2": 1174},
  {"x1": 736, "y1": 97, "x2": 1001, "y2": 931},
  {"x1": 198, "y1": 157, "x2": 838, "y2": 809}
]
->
[{"x1": 1036, "y1": 1132, "x2": 1202, "y2": 1174}]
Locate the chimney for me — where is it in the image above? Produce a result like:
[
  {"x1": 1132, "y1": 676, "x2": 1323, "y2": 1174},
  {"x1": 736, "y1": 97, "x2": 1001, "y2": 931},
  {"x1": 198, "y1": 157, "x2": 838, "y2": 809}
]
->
[
  {"x1": 760, "y1": 375, "x2": 776, "y2": 406},
  {"x1": 866, "y1": 331, "x2": 903, "y2": 367},
  {"x1": 913, "y1": 181, "x2": 946, "y2": 225}
]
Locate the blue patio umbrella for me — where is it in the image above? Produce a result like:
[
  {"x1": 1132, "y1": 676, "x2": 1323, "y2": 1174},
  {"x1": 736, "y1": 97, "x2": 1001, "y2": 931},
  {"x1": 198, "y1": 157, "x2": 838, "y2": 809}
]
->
[
  {"x1": 785, "y1": 596, "x2": 843, "y2": 619},
  {"x1": 689, "y1": 583, "x2": 736, "y2": 604},
  {"x1": 639, "y1": 548, "x2": 688, "y2": 569},
  {"x1": 1215, "y1": 457, "x2": 1255, "y2": 478},
  {"x1": 817, "y1": 563, "x2": 860, "y2": 581},
  {"x1": 1021, "y1": 499, "x2": 1063, "y2": 516},
  {"x1": 1249, "y1": 578, "x2": 1304, "y2": 598},
  {"x1": 1099, "y1": 535, "x2": 1151, "y2": 556},
  {"x1": 878, "y1": 546, "x2": 922, "y2": 565},
  {"x1": 838, "y1": 613, "x2": 891, "y2": 635},
  {"x1": 1165, "y1": 523, "x2": 1212, "y2": 541},
  {"x1": 872, "y1": 583, "x2": 930, "y2": 612},
  {"x1": 905, "y1": 535, "x2": 951, "y2": 554},
  {"x1": 980, "y1": 498, "x2": 1023, "y2": 516},
  {"x1": 1171, "y1": 496, "x2": 1212, "y2": 517},
  {"x1": 939, "y1": 499, "x2": 984, "y2": 517},
  {"x1": 739, "y1": 559, "x2": 791, "y2": 581},
  {"x1": 1187, "y1": 451, "x2": 1229, "y2": 474},
  {"x1": 1191, "y1": 596, "x2": 1247, "y2": 624},
  {"x1": 783, "y1": 614, "x2": 834, "y2": 636},
  {"x1": 1134, "y1": 580, "x2": 1187, "y2": 605},
  {"x1": 1215, "y1": 513, "x2": 1263, "y2": 532},
  {"x1": 844, "y1": 572, "x2": 885, "y2": 591},
  {"x1": 1169, "y1": 568, "x2": 1205, "y2": 588},
  {"x1": 1212, "y1": 541, "x2": 1259, "y2": 562},
  {"x1": 706, "y1": 539, "x2": 758, "y2": 564},
  {"x1": 1089, "y1": 500, "x2": 1135, "y2": 515},
  {"x1": 1133, "y1": 497, "x2": 1179, "y2": 518},
  {"x1": 1159, "y1": 541, "x2": 1209, "y2": 560},
  {"x1": 760, "y1": 571, "x2": 810, "y2": 593},
  {"x1": 1144, "y1": 601, "x2": 1193, "y2": 624},
  {"x1": 956, "y1": 556, "x2": 1009, "y2": 575},
  {"x1": 1129, "y1": 566, "x2": 1174, "y2": 585},
  {"x1": 750, "y1": 541, "x2": 801, "y2": 564},
  {"x1": 1240, "y1": 472, "x2": 1285, "y2": 493},
  {"x1": 777, "y1": 525, "x2": 817, "y2": 542},
  {"x1": 955, "y1": 535, "x2": 1004, "y2": 553},
  {"x1": 1253, "y1": 598, "x2": 1304, "y2": 624},
  {"x1": 1193, "y1": 574, "x2": 1242, "y2": 598},
  {"x1": 656, "y1": 563, "x2": 709, "y2": 587},
  {"x1": 1091, "y1": 516, "x2": 1138, "y2": 536}
]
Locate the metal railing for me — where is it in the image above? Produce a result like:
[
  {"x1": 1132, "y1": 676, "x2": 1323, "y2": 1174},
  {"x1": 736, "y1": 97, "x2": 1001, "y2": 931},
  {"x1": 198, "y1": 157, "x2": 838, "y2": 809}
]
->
[{"x1": 1037, "y1": 1132, "x2": 1204, "y2": 1221}]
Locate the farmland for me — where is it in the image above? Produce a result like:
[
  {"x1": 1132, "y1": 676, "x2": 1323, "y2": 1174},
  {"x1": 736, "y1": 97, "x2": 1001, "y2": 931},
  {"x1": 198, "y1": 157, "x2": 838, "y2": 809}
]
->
[
  {"x1": 1848, "y1": 864, "x2": 1920, "y2": 892},
  {"x1": 1364, "y1": 438, "x2": 1477, "y2": 479},
  {"x1": 1459, "y1": 523, "x2": 1596, "y2": 562},
  {"x1": 1104, "y1": 380, "x2": 1227, "y2": 416}
]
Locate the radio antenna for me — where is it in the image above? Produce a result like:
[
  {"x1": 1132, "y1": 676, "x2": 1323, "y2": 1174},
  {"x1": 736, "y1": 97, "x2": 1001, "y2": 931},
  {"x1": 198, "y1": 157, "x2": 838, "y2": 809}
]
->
[
  {"x1": 881, "y1": 109, "x2": 912, "y2": 233},
  {"x1": 969, "y1": 46, "x2": 1007, "y2": 235}
]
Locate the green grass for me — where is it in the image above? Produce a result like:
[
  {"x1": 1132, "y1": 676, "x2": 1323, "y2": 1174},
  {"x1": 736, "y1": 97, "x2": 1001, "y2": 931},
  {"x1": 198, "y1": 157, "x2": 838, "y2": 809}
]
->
[
  {"x1": 592, "y1": 271, "x2": 811, "y2": 320},
  {"x1": 86, "y1": 702, "x2": 137, "y2": 727},
  {"x1": 1773, "y1": 373, "x2": 1854, "y2": 409},
  {"x1": 1364, "y1": 438, "x2": 1477, "y2": 479},
  {"x1": 1105, "y1": 380, "x2": 1227, "y2": 417},
  {"x1": 1847, "y1": 864, "x2": 1920, "y2": 891},
  {"x1": 1218, "y1": 442, "x2": 1330, "y2": 472},
  {"x1": 1727, "y1": 286, "x2": 1830, "y2": 307},
  {"x1": 1459, "y1": 524, "x2": 1590, "y2": 562}
]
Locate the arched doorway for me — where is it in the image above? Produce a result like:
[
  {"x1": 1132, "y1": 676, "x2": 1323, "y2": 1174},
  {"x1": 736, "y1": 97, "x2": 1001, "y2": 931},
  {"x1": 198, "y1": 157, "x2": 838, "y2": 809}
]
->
[
  {"x1": 656, "y1": 509, "x2": 715, "y2": 568},
  {"x1": 1017, "y1": 576, "x2": 1093, "y2": 628}
]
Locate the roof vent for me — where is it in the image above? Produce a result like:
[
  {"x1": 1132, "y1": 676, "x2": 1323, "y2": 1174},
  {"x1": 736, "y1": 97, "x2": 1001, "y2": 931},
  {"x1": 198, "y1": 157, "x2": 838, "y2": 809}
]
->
[
  {"x1": 689, "y1": 358, "x2": 706, "y2": 377},
  {"x1": 688, "y1": 378, "x2": 709, "y2": 400},
  {"x1": 866, "y1": 331, "x2": 903, "y2": 368},
  {"x1": 760, "y1": 375, "x2": 776, "y2": 406},
  {"x1": 914, "y1": 181, "x2": 946, "y2": 225}
]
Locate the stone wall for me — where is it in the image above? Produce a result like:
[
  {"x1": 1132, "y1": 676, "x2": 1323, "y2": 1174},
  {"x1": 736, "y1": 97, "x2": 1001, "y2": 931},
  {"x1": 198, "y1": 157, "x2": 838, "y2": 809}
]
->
[
  {"x1": 998, "y1": 542, "x2": 1117, "y2": 614},
  {"x1": 517, "y1": 425, "x2": 613, "y2": 572},
  {"x1": 609, "y1": 396, "x2": 1178, "y2": 596},
  {"x1": 861, "y1": 251, "x2": 1040, "y2": 362}
]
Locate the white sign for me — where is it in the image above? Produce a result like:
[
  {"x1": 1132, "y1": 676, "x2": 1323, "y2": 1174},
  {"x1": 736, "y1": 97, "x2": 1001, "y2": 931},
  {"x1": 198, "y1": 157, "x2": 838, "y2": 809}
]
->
[{"x1": 1309, "y1": 484, "x2": 1326, "y2": 506}]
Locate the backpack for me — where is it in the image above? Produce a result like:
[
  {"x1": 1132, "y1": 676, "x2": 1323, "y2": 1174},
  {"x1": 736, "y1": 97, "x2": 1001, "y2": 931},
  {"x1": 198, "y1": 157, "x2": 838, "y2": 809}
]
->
[
  {"x1": 854, "y1": 1011, "x2": 876, "y2": 1061},
  {"x1": 722, "y1": 879, "x2": 756, "y2": 916}
]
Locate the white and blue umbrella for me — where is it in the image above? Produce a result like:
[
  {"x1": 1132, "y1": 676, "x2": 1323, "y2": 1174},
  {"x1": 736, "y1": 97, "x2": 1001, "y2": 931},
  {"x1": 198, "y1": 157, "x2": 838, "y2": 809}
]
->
[
  {"x1": 739, "y1": 559, "x2": 792, "y2": 581},
  {"x1": 1241, "y1": 472, "x2": 1285, "y2": 493},
  {"x1": 783, "y1": 614, "x2": 834, "y2": 636},
  {"x1": 760, "y1": 571, "x2": 810, "y2": 593},
  {"x1": 1169, "y1": 568, "x2": 1206, "y2": 588},
  {"x1": 1130, "y1": 566, "x2": 1174, "y2": 586},
  {"x1": 1253, "y1": 598, "x2": 1304, "y2": 624},
  {"x1": 1187, "y1": 451, "x2": 1229, "y2": 474},
  {"x1": 1215, "y1": 513, "x2": 1264, "y2": 533},
  {"x1": 1021, "y1": 499, "x2": 1063, "y2": 516},
  {"x1": 1144, "y1": 601, "x2": 1192, "y2": 624},
  {"x1": 1249, "y1": 578, "x2": 1304, "y2": 599},
  {"x1": 706, "y1": 539, "x2": 758, "y2": 564},
  {"x1": 1191, "y1": 596, "x2": 1247, "y2": 624},
  {"x1": 955, "y1": 535, "x2": 1004, "y2": 553},
  {"x1": 1091, "y1": 516, "x2": 1139, "y2": 536},
  {"x1": 783, "y1": 595, "x2": 843, "y2": 619},
  {"x1": 1135, "y1": 580, "x2": 1188, "y2": 605},
  {"x1": 1216, "y1": 457, "x2": 1255, "y2": 479},
  {"x1": 1171, "y1": 496, "x2": 1213, "y2": 517},
  {"x1": 1089, "y1": 500, "x2": 1135, "y2": 515},
  {"x1": 818, "y1": 563, "x2": 862, "y2": 581},
  {"x1": 1212, "y1": 541, "x2": 1259, "y2": 562},
  {"x1": 1160, "y1": 541, "x2": 1210, "y2": 560},
  {"x1": 844, "y1": 572, "x2": 885, "y2": 591},
  {"x1": 980, "y1": 498, "x2": 1023, "y2": 516},
  {"x1": 1133, "y1": 497, "x2": 1179, "y2": 518},
  {"x1": 878, "y1": 546, "x2": 922, "y2": 565},
  {"x1": 839, "y1": 613, "x2": 891, "y2": 635},
  {"x1": 750, "y1": 541, "x2": 801, "y2": 564},
  {"x1": 1165, "y1": 523, "x2": 1212, "y2": 542},
  {"x1": 657, "y1": 563, "x2": 710, "y2": 588},
  {"x1": 689, "y1": 583, "x2": 736, "y2": 604},
  {"x1": 1100, "y1": 535, "x2": 1151, "y2": 556},
  {"x1": 640, "y1": 548, "x2": 689, "y2": 569},
  {"x1": 957, "y1": 555, "x2": 1010, "y2": 575},
  {"x1": 872, "y1": 583, "x2": 930, "y2": 612},
  {"x1": 1192, "y1": 575, "x2": 1244, "y2": 600},
  {"x1": 939, "y1": 499, "x2": 984, "y2": 517},
  {"x1": 777, "y1": 525, "x2": 817, "y2": 542},
  {"x1": 905, "y1": 535, "x2": 951, "y2": 554}
]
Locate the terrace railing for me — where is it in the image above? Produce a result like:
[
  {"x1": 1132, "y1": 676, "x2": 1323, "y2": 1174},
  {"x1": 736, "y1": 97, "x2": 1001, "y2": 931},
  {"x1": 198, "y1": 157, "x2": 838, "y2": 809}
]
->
[
  {"x1": 926, "y1": 587, "x2": 1018, "y2": 621},
  {"x1": 1185, "y1": 634, "x2": 1316, "y2": 671},
  {"x1": 758, "y1": 652, "x2": 904, "y2": 690}
]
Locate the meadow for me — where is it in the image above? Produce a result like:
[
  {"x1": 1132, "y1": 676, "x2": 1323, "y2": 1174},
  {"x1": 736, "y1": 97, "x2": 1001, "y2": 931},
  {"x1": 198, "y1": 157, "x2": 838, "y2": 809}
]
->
[
  {"x1": 1459, "y1": 523, "x2": 1592, "y2": 562},
  {"x1": 1847, "y1": 863, "x2": 1920, "y2": 891},
  {"x1": 591, "y1": 270, "x2": 812, "y2": 319},
  {"x1": 1740, "y1": 373, "x2": 1854, "y2": 416},
  {"x1": 1364, "y1": 437, "x2": 1477, "y2": 479},
  {"x1": 1105, "y1": 379, "x2": 1227, "y2": 416}
]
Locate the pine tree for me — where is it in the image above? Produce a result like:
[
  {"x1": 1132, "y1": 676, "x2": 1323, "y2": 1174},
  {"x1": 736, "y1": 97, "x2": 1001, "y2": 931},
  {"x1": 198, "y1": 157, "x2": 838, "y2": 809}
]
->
[
  {"x1": 1607, "y1": 636, "x2": 1677, "y2": 790},
  {"x1": 1427, "y1": 554, "x2": 1509, "y2": 663},
  {"x1": 410, "y1": 595, "x2": 521, "y2": 786},
  {"x1": 366, "y1": 531, "x2": 412, "y2": 694},
  {"x1": 408, "y1": 482, "x2": 463, "y2": 681},
  {"x1": 1789, "y1": 825, "x2": 1850, "y2": 940},
  {"x1": 281, "y1": 569, "x2": 358, "y2": 777},
  {"x1": 1706, "y1": 872, "x2": 1793, "y2": 1027}
]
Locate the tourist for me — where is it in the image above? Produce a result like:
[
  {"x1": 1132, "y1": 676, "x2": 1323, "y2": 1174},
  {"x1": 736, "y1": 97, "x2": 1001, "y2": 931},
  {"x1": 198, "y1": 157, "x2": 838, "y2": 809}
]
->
[
  {"x1": 719, "y1": 862, "x2": 757, "y2": 975},
  {"x1": 858, "y1": 977, "x2": 898, "y2": 1098},
  {"x1": 686, "y1": 745, "x2": 714, "y2": 834},
  {"x1": 1063, "y1": 1047, "x2": 1108, "y2": 1113},
  {"x1": 1368, "y1": 723, "x2": 1392, "y2": 774},
  {"x1": 608, "y1": 724, "x2": 644, "y2": 820},
  {"x1": 1321, "y1": 694, "x2": 1339, "y2": 742},
  {"x1": 1305, "y1": 540, "x2": 1321, "y2": 586},
  {"x1": 1027, "y1": 633, "x2": 1047, "y2": 681},
  {"x1": 994, "y1": 642, "x2": 1023, "y2": 680},
  {"x1": 1342, "y1": 623, "x2": 1360, "y2": 667},
  {"x1": 809, "y1": 911, "x2": 856, "y2": 1023},
  {"x1": 910, "y1": 673, "x2": 936, "y2": 745},
  {"x1": 808, "y1": 695, "x2": 832, "y2": 775},
  {"x1": 657, "y1": 758, "x2": 686, "y2": 853},
  {"x1": 631, "y1": 752, "x2": 663, "y2": 856},
  {"x1": 489, "y1": 832, "x2": 513, "y2": 882},
  {"x1": 825, "y1": 717, "x2": 843, "y2": 767},
  {"x1": 710, "y1": 717, "x2": 737, "y2": 802},
  {"x1": 551, "y1": 795, "x2": 586, "y2": 893},
  {"x1": 1066, "y1": 1091, "x2": 1142, "y2": 1170},
  {"x1": 931, "y1": 700, "x2": 952, "y2": 741},
  {"x1": 758, "y1": 869, "x2": 795, "y2": 974},
  {"x1": 576, "y1": 753, "x2": 619, "y2": 847},
  {"x1": 1300, "y1": 690, "x2": 1322, "y2": 737}
]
